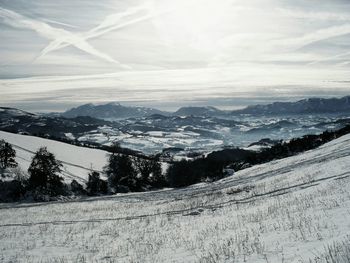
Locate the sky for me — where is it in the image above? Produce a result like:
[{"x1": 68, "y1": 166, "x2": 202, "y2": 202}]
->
[{"x1": 0, "y1": 0, "x2": 350, "y2": 112}]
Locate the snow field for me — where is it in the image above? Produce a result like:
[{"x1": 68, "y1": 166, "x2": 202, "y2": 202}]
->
[
  {"x1": 0, "y1": 133, "x2": 350, "y2": 262},
  {"x1": 0, "y1": 131, "x2": 111, "y2": 183}
]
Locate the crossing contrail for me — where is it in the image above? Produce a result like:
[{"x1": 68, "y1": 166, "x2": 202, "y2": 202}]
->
[
  {"x1": 38, "y1": 2, "x2": 179, "y2": 58},
  {"x1": 0, "y1": 7, "x2": 130, "y2": 68}
]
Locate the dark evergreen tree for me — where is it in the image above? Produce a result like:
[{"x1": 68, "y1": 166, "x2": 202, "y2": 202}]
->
[
  {"x1": 166, "y1": 158, "x2": 224, "y2": 188},
  {"x1": 149, "y1": 158, "x2": 165, "y2": 188},
  {"x1": 0, "y1": 139, "x2": 18, "y2": 169},
  {"x1": 28, "y1": 147, "x2": 64, "y2": 196},
  {"x1": 133, "y1": 156, "x2": 165, "y2": 188},
  {"x1": 70, "y1": 179, "x2": 86, "y2": 195},
  {"x1": 110, "y1": 141, "x2": 122, "y2": 154},
  {"x1": 133, "y1": 157, "x2": 153, "y2": 183},
  {"x1": 105, "y1": 153, "x2": 137, "y2": 191},
  {"x1": 86, "y1": 171, "x2": 107, "y2": 195},
  {"x1": 0, "y1": 180, "x2": 25, "y2": 202},
  {"x1": 166, "y1": 160, "x2": 195, "y2": 187}
]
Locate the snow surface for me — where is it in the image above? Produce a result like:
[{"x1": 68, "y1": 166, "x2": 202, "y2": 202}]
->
[
  {"x1": 0, "y1": 131, "x2": 109, "y2": 183},
  {"x1": 0, "y1": 132, "x2": 350, "y2": 262}
]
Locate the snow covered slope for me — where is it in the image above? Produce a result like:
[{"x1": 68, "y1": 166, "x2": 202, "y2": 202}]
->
[
  {"x1": 0, "y1": 131, "x2": 109, "y2": 183},
  {"x1": 0, "y1": 133, "x2": 350, "y2": 262}
]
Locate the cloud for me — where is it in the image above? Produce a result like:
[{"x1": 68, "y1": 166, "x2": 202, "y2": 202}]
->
[
  {"x1": 210, "y1": 22, "x2": 350, "y2": 67},
  {"x1": 0, "y1": 7, "x2": 129, "y2": 67},
  {"x1": 308, "y1": 51, "x2": 350, "y2": 65},
  {"x1": 275, "y1": 8, "x2": 350, "y2": 22},
  {"x1": 275, "y1": 24, "x2": 350, "y2": 50},
  {"x1": 1, "y1": 0, "x2": 350, "y2": 112},
  {"x1": 87, "y1": 3, "x2": 152, "y2": 34},
  {"x1": 1, "y1": 64, "x2": 349, "y2": 102},
  {"x1": 39, "y1": 18, "x2": 79, "y2": 29},
  {"x1": 38, "y1": 2, "x2": 179, "y2": 58}
]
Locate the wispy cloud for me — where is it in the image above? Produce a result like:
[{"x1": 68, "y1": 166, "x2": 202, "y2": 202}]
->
[
  {"x1": 1, "y1": 0, "x2": 350, "y2": 111},
  {"x1": 210, "y1": 23, "x2": 350, "y2": 67},
  {"x1": 275, "y1": 24, "x2": 350, "y2": 50},
  {"x1": 87, "y1": 3, "x2": 152, "y2": 34},
  {"x1": 0, "y1": 7, "x2": 129, "y2": 67},
  {"x1": 275, "y1": 8, "x2": 350, "y2": 22},
  {"x1": 308, "y1": 51, "x2": 350, "y2": 65},
  {"x1": 38, "y1": 2, "x2": 181, "y2": 58}
]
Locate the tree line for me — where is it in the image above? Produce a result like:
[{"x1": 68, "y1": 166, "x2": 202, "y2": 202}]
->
[
  {"x1": 0, "y1": 141, "x2": 166, "y2": 202},
  {"x1": 1, "y1": 124, "x2": 350, "y2": 202},
  {"x1": 166, "y1": 124, "x2": 350, "y2": 187}
]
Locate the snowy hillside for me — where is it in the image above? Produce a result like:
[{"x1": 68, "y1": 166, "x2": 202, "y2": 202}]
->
[
  {"x1": 0, "y1": 133, "x2": 350, "y2": 262},
  {"x1": 0, "y1": 131, "x2": 109, "y2": 183}
]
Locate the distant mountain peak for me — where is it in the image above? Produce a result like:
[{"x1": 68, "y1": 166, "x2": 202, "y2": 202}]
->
[
  {"x1": 62, "y1": 102, "x2": 169, "y2": 120},
  {"x1": 173, "y1": 106, "x2": 225, "y2": 117},
  {"x1": 0, "y1": 107, "x2": 37, "y2": 117},
  {"x1": 106, "y1": 102, "x2": 121, "y2": 106},
  {"x1": 233, "y1": 95, "x2": 350, "y2": 115},
  {"x1": 61, "y1": 95, "x2": 350, "y2": 120}
]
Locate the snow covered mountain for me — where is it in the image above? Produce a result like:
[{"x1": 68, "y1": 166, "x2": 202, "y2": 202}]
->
[
  {"x1": 61, "y1": 96, "x2": 350, "y2": 120},
  {"x1": 234, "y1": 95, "x2": 350, "y2": 115},
  {"x1": 173, "y1": 106, "x2": 226, "y2": 117},
  {"x1": 1, "y1": 105, "x2": 350, "y2": 155},
  {"x1": 62, "y1": 102, "x2": 169, "y2": 120},
  {"x1": 0, "y1": 106, "x2": 116, "y2": 139},
  {"x1": 1, "y1": 131, "x2": 350, "y2": 262}
]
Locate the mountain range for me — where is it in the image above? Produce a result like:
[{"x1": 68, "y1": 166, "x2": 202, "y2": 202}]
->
[
  {"x1": 61, "y1": 96, "x2": 350, "y2": 120},
  {"x1": 234, "y1": 96, "x2": 350, "y2": 115},
  {"x1": 1, "y1": 102, "x2": 350, "y2": 155}
]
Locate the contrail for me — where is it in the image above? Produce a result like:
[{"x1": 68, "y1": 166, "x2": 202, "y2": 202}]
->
[
  {"x1": 88, "y1": 3, "x2": 152, "y2": 34},
  {"x1": 0, "y1": 7, "x2": 130, "y2": 67},
  {"x1": 40, "y1": 18, "x2": 79, "y2": 29},
  {"x1": 37, "y1": 3, "x2": 154, "y2": 59},
  {"x1": 38, "y1": 2, "x2": 193, "y2": 57}
]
